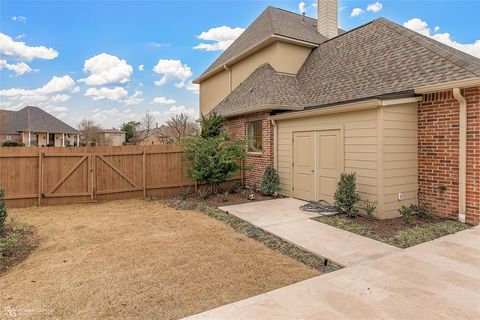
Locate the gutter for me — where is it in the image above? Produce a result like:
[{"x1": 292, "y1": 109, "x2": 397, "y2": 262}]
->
[{"x1": 453, "y1": 88, "x2": 467, "y2": 223}]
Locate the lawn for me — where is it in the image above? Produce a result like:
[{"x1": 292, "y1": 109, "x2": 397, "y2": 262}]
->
[
  {"x1": 312, "y1": 214, "x2": 471, "y2": 248},
  {"x1": 0, "y1": 199, "x2": 319, "y2": 319}
]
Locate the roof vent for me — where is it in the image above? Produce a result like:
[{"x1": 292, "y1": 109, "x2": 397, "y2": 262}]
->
[{"x1": 317, "y1": 0, "x2": 338, "y2": 38}]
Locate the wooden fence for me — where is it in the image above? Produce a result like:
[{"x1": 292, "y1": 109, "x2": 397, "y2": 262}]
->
[{"x1": 0, "y1": 145, "x2": 241, "y2": 208}]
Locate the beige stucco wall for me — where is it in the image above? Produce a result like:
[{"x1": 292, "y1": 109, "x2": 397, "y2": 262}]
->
[
  {"x1": 275, "y1": 102, "x2": 419, "y2": 219},
  {"x1": 199, "y1": 41, "x2": 312, "y2": 115},
  {"x1": 102, "y1": 132, "x2": 125, "y2": 146}
]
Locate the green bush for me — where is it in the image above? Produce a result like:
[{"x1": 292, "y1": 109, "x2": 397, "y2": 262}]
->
[
  {"x1": 2, "y1": 141, "x2": 25, "y2": 147},
  {"x1": 229, "y1": 181, "x2": 243, "y2": 193},
  {"x1": 200, "y1": 112, "x2": 226, "y2": 139},
  {"x1": 261, "y1": 166, "x2": 280, "y2": 196},
  {"x1": 399, "y1": 203, "x2": 435, "y2": 224},
  {"x1": 0, "y1": 189, "x2": 7, "y2": 229},
  {"x1": 182, "y1": 113, "x2": 246, "y2": 195},
  {"x1": 362, "y1": 199, "x2": 377, "y2": 218},
  {"x1": 334, "y1": 173, "x2": 360, "y2": 218}
]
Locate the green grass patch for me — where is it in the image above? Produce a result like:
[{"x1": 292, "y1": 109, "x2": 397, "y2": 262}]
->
[{"x1": 312, "y1": 215, "x2": 470, "y2": 248}]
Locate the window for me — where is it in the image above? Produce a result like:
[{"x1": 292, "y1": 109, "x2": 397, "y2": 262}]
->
[
  {"x1": 246, "y1": 121, "x2": 262, "y2": 152},
  {"x1": 6, "y1": 135, "x2": 12, "y2": 141}
]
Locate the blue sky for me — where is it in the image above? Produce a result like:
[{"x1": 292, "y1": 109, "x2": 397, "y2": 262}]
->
[{"x1": 1, "y1": 0, "x2": 479, "y2": 128}]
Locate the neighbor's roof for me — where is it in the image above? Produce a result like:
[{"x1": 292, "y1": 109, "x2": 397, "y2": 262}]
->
[
  {"x1": 195, "y1": 7, "x2": 339, "y2": 82},
  {"x1": 212, "y1": 17, "x2": 480, "y2": 117},
  {"x1": 212, "y1": 63, "x2": 305, "y2": 117},
  {"x1": 0, "y1": 106, "x2": 78, "y2": 134}
]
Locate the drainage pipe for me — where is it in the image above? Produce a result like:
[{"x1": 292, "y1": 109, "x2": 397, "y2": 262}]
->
[
  {"x1": 223, "y1": 65, "x2": 232, "y2": 93},
  {"x1": 453, "y1": 88, "x2": 467, "y2": 223},
  {"x1": 271, "y1": 119, "x2": 278, "y2": 170}
]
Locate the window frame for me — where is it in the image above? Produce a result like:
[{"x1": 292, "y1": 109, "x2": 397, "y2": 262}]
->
[{"x1": 246, "y1": 120, "x2": 263, "y2": 154}]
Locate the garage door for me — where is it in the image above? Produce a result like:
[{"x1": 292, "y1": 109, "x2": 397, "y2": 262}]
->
[{"x1": 292, "y1": 129, "x2": 342, "y2": 203}]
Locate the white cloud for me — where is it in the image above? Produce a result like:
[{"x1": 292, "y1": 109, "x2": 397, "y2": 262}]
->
[
  {"x1": 124, "y1": 90, "x2": 144, "y2": 106},
  {"x1": 339, "y1": 6, "x2": 346, "y2": 11},
  {"x1": 84, "y1": 87, "x2": 129, "y2": 101},
  {"x1": 193, "y1": 26, "x2": 245, "y2": 51},
  {"x1": 350, "y1": 8, "x2": 365, "y2": 17},
  {"x1": 186, "y1": 81, "x2": 199, "y2": 94},
  {"x1": 16, "y1": 34, "x2": 26, "y2": 40},
  {"x1": 0, "y1": 32, "x2": 58, "y2": 61},
  {"x1": 0, "y1": 59, "x2": 33, "y2": 75},
  {"x1": 153, "y1": 59, "x2": 193, "y2": 88},
  {"x1": 403, "y1": 18, "x2": 480, "y2": 58},
  {"x1": 11, "y1": 16, "x2": 27, "y2": 22},
  {"x1": 90, "y1": 108, "x2": 137, "y2": 128},
  {"x1": 79, "y1": 53, "x2": 133, "y2": 86},
  {"x1": 434, "y1": 26, "x2": 440, "y2": 32},
  {"x1": 151, "y1": 96, "x2": 176, "y2": 105},
  {"x1": 0, "y1": 75, "x2": 77, "y2": 114},
  {"x1": 138, "y1": 64, "x2": 144, "y2": 71},
  {"x1": 51, "y1": 94, "x2": 71, "y2": 103},
  {"x1": 298, "y1": 2, "x2": 306, "y2": 14},
  {"x1": 163, "y1": 105, "x2": 196, "y2": 118},
  {"x1": 366, "y1": 2, "x2": 383, "y2": 13}
]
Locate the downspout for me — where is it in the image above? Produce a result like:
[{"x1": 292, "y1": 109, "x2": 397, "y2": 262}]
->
[
  {"x1": 271, "y1": 119, "x2": 278, "y2": 169},
  {"x1": 453, "y1": 88, "x2": 467, "y2": 223},
  {"x1": 223, "y1": 65, "x2": 232, "y2": 93}
]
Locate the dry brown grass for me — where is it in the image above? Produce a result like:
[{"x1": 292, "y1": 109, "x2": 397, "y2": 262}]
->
[{"x1": 0, "y1": 199, "x2": 318, "y2": 319}]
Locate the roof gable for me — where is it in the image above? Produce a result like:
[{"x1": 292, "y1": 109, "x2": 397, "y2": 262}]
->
[{"x1": 196, "y1": 7, "x2": 329, "y2": 81}]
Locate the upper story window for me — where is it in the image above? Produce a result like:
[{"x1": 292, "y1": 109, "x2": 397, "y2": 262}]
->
[{"x1": 246, "y1": 121, "x2": 262, "y2": 153}]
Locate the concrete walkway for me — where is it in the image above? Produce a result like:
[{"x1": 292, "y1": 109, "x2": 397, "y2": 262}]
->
[
  {"x1": 185, "y1": 225, "x2": 480, "y2": 319},
  {"x1": 184, "y1": 199, "x2": 480, "y2": 320},
  {"x1": 220, "y1": 198, "x2": 399, "y2": 267}
]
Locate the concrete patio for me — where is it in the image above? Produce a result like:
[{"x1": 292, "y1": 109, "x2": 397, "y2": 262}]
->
[
  {"x1": 184, "y1": 198, "x2": 480, "y2": 320},
  {"x1": 220, "y1": 198, "x2": 399, "y2": 267}
]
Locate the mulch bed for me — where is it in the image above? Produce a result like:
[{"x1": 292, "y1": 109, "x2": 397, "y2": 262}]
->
[
  {"x1": 0, "y1": 224, "x2": 38, "y2": 274},
  {"x1": 179, "y1": 189, "x2": 274, "y2": 208},
  {"x1": 312, "y1": 214, "x2": 471, "y2": 248}
]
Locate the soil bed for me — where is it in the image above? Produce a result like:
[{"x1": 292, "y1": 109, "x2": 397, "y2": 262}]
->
[
  {"x1": 312, "y1": 214, "x2": 471, "y2": 248},
  {"x1": 178, "y1": 188, "x2": 274, "y2": 208},
  {"x1": 0, "y1": 223, "x2": 38, "y2": 274}
]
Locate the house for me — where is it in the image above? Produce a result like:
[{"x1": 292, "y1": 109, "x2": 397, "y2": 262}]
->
[
  {"x1": 99, "y1": 129, "x2": 126, "y2": 146},
  {"x1": 194, "y1": 0, "x2": 480, "y2": 224},
  {"x1": 136, "y1": 125, "x2": 170, "y2": 145},
  {"x1": 0, "y1": 106, "x2": 80, "y2": 147}
]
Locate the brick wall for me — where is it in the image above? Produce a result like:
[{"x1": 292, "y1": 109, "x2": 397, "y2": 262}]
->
[
  {"x1": 418, "y1": 87, "x2": 480, "y2": 224},
  {"x1": 227, "y1": 111, "x2": 274, "y2": 188}
]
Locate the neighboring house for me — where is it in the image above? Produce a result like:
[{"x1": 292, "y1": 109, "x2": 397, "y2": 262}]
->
[
  {"x1": 0, "y1": 106, "x2": 80, "y2": 147},
  {"x1": 136, "y1": 125, "x2": 170, "y2": 145},
  {"x1": 99, "y1": 129, "x2": 126, "y2": 146},
  {"x1": 194, "y1": 0, "x2": 480, "y2": 224}
]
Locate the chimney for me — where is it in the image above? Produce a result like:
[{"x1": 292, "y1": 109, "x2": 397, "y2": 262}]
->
[
  {"x1": 317, "y1": 0, "x2": 338, "y2": 38},
  {"x1": 156, "y1": 122, "x2": 159, "y2": 128}
]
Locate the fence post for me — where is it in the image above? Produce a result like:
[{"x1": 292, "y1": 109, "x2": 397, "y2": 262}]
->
[
  {"x1": 142, "y1": 149, "x2": 146, "y2": 199},
  {"x1": 38, "y1": 150, "x2": 43, "y2": 206},
  {"x1": 90, "y1": 153, "x2": 95, "y2": 200}
]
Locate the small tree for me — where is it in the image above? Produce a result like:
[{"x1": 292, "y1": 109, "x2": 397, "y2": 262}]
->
[
  {"x1": 261, "y1": 166, "x2": 280, "y2": 196},
  {"x1": 120, "y1": 121, "x2": 141, "y2": 142},
  {"x1": 182, "y1": 113, "x2": 245, "y2": 195},
  {"x1": 0, "y1": 189, "x2": 7, "y2": 229},
  {"x1": 334, "y1": 172, "x2": 360, "y2": 218},
  {"x1": 78, "y1": 119, "x2": 102, "y2": 146},
  {"x1": 142, "y1": 111, "x2": 156, "y2": 133},
  {"x1": 165, "y1": 113, "x2": 198, "y2": 143},
  {"x1": 200, "y1": 113, "x2": 226, "y2": 139}
]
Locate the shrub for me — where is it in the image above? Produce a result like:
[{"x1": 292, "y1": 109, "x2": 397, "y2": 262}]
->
[
  {"x1": 182, "y1": 113, "x2": 246, "y2": 195},
  {"x1": 362, "y1": 199, "x2": 377, "y2": 218},
  {"x1": 260, "y1": 166, "x2": 280, "y2": 196},
  {"x1": 229, "y1": 181, "x2": 243, "y2": 194},
  {"x1": 399, "y1": 203, "x2": 435, "y2": 224},
  {"x1": 200, "y1": 112, "x2": 226, "y2": 139},
  {"x1": 334, "y1": 173, "x2": 360, "y2": 218},
  {"x1": 220, "y1": 191, "x2": 229, "y2": 202},
  {"x1": 2, "y1": 141, "x2": 24, "y2": 147},
  {"x1": 0, "y1": 189, "x2": 7, "y2": 229}
]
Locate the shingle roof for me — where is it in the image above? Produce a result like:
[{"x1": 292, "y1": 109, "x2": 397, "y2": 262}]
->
[
  {"x1": 211, "y1": 16, "x2": 480, "y2": 117},
  {"x1": 211, "y1": 63, "x2": 305, "y2": 117},
  {"x1": 0, "y1": 106, "x2": 78, "y2": 134},
  {"x1": 296, "y1": 18, "x2": 480, "y2": 107},
  {"x1": 196, "y1": 7, "x2": 331, "y2": 81}
]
